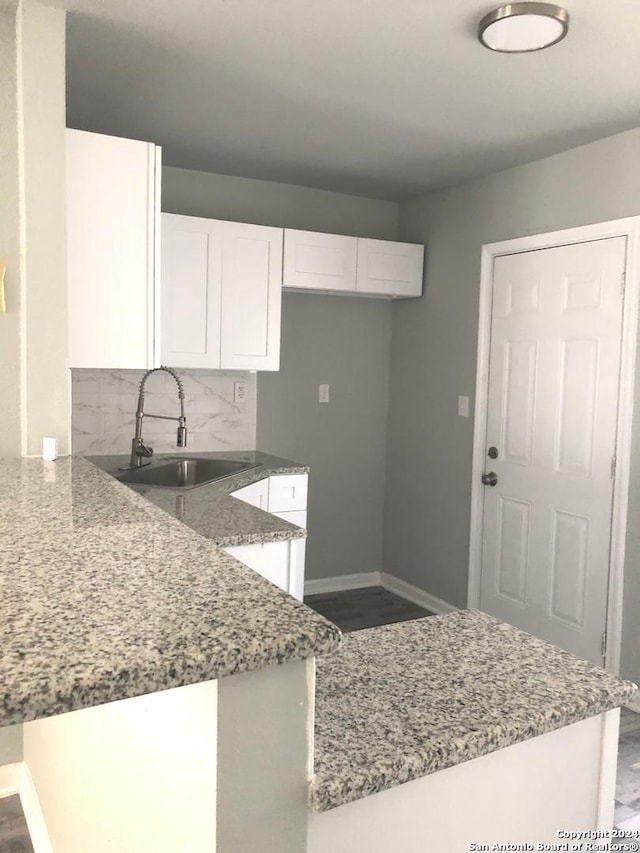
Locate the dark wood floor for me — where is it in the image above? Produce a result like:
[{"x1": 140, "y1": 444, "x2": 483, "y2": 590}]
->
[
  {"x1": 0, "y1": 795, "x2": 33, "y2": 853},
  {"x1": 304, "y1": 585, "x2": 434, "y2": 631}
]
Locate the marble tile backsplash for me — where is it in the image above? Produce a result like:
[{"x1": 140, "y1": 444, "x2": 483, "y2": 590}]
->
[{"x1": 72, "y1": 369, "x2": 257, "y2": 455}]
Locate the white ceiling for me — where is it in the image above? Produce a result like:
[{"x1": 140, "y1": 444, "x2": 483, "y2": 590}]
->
[{"x1": 47, "y1": 0, "x2": 640, "y2": 200}]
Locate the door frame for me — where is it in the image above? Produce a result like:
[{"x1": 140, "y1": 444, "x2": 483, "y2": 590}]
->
[{"x1": 467, "y1": 217, "x2": 640, "y2": 673}]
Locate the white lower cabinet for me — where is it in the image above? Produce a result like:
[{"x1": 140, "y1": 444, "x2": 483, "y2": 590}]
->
[
  {"x1": 223, "y1": 541, "x2": 291, "y2": 593},
  {"x1": 161, "y1": 213, "x2": 283, "y2": 371},
  {"x1": 228, "y1": 474, "x2": 308, "y2": 600},
  {"x1": 228, "y1": 478, "x2": 269, "y2": 511},
  {"x1": 267, "y1": 474, "x2": 308, "y2": 513},
  {"x1": 270, "y1": 510, "x2": 307, "y2": 602}
]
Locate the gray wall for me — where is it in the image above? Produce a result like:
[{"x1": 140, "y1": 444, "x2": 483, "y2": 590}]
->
[
  {"x1": 258, "y1": 293, "x2": 392, "y2": 580},
  {"x1": 163, "y1": 166, "x2": 398, "y2": 581},
  {"x1": 163, "y1": 167, "x2": 398, "y2": 238},
  {"x1": 386, "y1": 127, "x2": 640, "y2": 684}
]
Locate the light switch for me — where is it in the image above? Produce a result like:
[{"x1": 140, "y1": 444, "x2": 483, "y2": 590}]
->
[
  {"x1": 319, "y1": 384, "x2": 330, "y2": 403},
  {"x1": 458, "y1": 395, "x2": 470, "y2": 417}
]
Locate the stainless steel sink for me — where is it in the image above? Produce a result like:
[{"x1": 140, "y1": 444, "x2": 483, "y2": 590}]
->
[{"x1": 117, "y1": 457, "x2": 259, "y2": 489}]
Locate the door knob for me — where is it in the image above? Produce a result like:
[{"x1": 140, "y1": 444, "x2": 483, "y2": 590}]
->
[{"x1": 481, "y1": 472, "x2": 498, "y2": 487}]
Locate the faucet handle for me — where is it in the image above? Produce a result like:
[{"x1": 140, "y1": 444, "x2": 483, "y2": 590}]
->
[{"x1": 136, "y1": 440, "x2": 154, "y2": 459}]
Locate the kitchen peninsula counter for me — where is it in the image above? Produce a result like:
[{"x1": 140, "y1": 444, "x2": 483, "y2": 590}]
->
[
  {"x1": 0, "y1": 455, "x2": 340, "y2": 727},
  {"x1": 309, "y1": 610, "x2": 636, "y2": 850},
  {"x1": 312, "y1": 609, "x2": 635, "y2": 808}
]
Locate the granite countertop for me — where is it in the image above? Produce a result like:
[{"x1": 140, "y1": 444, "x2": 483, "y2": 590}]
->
[
  {"x1": 0, "y1": 456, "x2": 341, "y2": 727},
  {"x1": 311, "y1": 609, "x2": 637, "y2": 812},
  {"x1": 88, "y1": 450, "x2": 308, "y2": 547}
]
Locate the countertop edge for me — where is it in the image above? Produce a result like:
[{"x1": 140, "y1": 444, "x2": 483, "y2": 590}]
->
[{"x1": 310, "y1": 682, "x2": 635, "y2": 813}]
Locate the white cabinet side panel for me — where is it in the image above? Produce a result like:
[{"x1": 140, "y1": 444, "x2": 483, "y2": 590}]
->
[
  {"x1": 24, "y1": 681, "x2": 217, "y2": 853},
  {"x1": 309, "y1": 713, "x2": 611, "y2": 853},
  {"x1": 67, "y1": 129, "x2": 156, "y2": 369}
]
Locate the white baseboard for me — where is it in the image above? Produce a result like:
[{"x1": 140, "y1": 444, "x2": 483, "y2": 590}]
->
[
  {"x1": 0, "y1": 762, "x2": 22, "y2": 797},
  {"x1": 20, "y1": 764, "x2": 53, "y2": 853},
  {"x1": 0, "y1": 762, "x2": 52, "y2": 853},
  {"x1": 304, "y1": 571, "x2": 458, "y2": 616},
  {"x1": 304, "y1": 572, "x2": 381, "y2": 596},
  {"x1": 380, "y1": 573, "x2": 458, "y2": 615}
]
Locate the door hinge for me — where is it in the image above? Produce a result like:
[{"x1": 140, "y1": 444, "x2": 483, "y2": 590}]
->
[
  {"x1": 611, "y1": 454, "x2": 617, "y2": 479},
  {"x1": 601, "y1": 631, "x2": 608, "y2": 659},
  {"x1": 621, "y1": 271, "x2": 626, "y2": 298}
]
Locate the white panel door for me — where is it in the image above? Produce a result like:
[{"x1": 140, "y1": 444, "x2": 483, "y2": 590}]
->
[
  {"x1": 283, "y1": 229, "x2": 357, "y2": 292},
  {"x1": 220, "y1": 222, "x2": 283, "y2": 371},
  {"x1": 161, "y1": 213, "x2": 222, "y2": 368},
  {"x1": 356, "y1": 239, "x2": 424, "y2": 297},
  {"x1": 67, "y1": 129, "x2": 159, "y2": 369},
  {"x1": 480, "y1": 237, "x2": 626, "y2": 665}
]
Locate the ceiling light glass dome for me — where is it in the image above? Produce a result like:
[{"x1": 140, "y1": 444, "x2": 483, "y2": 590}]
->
[{"x1": 478, "y1": 3, "x2": 570, "y2": 53}]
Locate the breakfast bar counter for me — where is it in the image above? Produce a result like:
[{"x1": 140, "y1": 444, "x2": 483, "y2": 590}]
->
[{"x1": 309, "y1": 610, "x2": 636, "y2": 851}]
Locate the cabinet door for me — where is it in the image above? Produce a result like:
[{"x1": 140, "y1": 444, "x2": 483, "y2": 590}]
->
[
  {"x1": 267, "y1": 474, "x2": 308, "y2": 513},
  {"x1": 223, "y1": 541, "x2": 290, "y2": 593},
  {"x1": 356, "y1": 239, "x2": 424, "y2": 298},
  {"x1": 230, "y1": 478, "x2": 269, "y2": 511},
  {"x1": 283, "y1": 229, "x2": 357, "y2": 293},
  {"x1": 67, "y1": 129, "x2": 159, "y2": 369},
  {"x1": 161, "y1": 214, "x2": 222, "y2": 368},
  {"x1": 269, "y1": 510, "x2": 307, "y2": 602},
  {"x1": 220, "y1": 223, "x2": 283, "y2": 371}
]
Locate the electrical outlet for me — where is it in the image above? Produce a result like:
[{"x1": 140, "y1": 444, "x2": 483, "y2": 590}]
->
[
  {"x1": 234, "y1": 381, "x2": 248, "y2": 404},
  {"x1": 318, "y1": 384, "x2": 330, "y2": 404}
]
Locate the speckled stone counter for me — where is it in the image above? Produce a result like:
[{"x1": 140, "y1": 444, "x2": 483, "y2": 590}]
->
[
  {"x1": 89, "y1": 450, "x2": 308, "y2": 546},
  {"x1": 311, "y1": 609, "x2": 636, "y2": 812},
  {"x1": 0, "y1": 456, "x2": 341, "y2": 727}
]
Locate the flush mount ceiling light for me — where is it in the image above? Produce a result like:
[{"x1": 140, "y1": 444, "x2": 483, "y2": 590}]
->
[{"x1": 478, "y1": 3, "x2": 569, "y2": 53}]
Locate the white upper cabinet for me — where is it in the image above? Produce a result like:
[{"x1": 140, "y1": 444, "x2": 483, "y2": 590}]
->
[
  {"x1": 161, "y1": 214, "x2": 222, "y2": 369},
  {"x1": 220, "y1": 221, "x2": 283, "y2": 371},
  {"x1": 283, "y1": 229, "x2": 357, "y2": 292},
  {"x1": 67, "y1": 129, "x2": 160, "y2": 369},
  {"x1": 282, "y1": 229, "x2": 423, "y2": 299},
  {"x1": 161, "y1": 214, "x2": 283, "y2": 371},
  {"x1": 356, "y1": 238, "x2": 424, "y2": 298}
]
